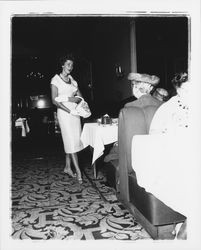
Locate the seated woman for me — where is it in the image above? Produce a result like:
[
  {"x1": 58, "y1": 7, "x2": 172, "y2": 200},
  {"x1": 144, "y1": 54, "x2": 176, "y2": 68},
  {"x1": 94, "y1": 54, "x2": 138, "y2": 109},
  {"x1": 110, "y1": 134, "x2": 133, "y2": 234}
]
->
[
  {"x1": 149, "y1": 72, "x2": 189, "y2": 135},
  {"x1": 149, "y1": 72, "x2": 189, "y2": 239},
  {"x1": 104, "y1": 72, "x2": 162, "y2": 164},
  {"x1": 125, "y1": 72, "x2": 162, "y2": 108}
]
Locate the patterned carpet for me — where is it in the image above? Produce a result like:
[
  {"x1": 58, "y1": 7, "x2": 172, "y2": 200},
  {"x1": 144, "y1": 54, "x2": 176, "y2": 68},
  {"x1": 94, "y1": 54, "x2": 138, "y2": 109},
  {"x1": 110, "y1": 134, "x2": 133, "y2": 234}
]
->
[{"x1": 11, "y1": 150, "x2": 151, "y2": 240}]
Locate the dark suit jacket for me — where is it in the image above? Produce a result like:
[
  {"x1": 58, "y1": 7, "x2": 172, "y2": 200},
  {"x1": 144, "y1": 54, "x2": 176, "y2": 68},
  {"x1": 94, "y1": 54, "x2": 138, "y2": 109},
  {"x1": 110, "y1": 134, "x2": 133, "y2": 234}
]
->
[
  {"x1": 125, "y1": 94, "x2": 163, "y2": 108},
  {"x1": 104, "y1": 95, "x2": 163, "y2": 164},
  {"x1": 117, "y1": 94, "x2": 163, "y2": 202}
]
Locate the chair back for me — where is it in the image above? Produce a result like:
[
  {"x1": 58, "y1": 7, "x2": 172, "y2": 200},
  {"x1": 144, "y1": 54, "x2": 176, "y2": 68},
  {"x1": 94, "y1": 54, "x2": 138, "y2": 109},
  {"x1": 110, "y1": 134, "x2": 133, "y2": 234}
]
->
[{"x1": 117, "y1": 105, "x2": 159, "y2": 202}]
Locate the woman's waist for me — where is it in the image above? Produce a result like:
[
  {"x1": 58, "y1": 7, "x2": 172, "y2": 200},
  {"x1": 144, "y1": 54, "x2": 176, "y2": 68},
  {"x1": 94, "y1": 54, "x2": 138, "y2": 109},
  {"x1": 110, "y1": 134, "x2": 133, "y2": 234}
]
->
[{"x1": 58, "y1": 102, "x2": 77, "y2": 110}]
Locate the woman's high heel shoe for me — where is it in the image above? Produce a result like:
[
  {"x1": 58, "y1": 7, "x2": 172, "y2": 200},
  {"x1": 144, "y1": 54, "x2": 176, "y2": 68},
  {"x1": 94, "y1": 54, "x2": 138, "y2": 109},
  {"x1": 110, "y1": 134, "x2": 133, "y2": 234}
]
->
[
  {"x1": 77, "y1": 175, "x2": 83, "y2": 184},
  {"x1": 78, "y1": 178, "x2": 83, "y2": 184},
  {"x1": 64, "y1": 168, "x2": 76, "y2": 178}
]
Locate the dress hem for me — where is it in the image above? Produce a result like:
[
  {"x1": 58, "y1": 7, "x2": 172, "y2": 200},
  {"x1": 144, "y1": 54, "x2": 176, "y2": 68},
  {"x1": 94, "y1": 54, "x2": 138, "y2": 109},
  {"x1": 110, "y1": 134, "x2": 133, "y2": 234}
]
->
[{"x1": 64, "y1": 146, "x2": 84, "y2": 154}]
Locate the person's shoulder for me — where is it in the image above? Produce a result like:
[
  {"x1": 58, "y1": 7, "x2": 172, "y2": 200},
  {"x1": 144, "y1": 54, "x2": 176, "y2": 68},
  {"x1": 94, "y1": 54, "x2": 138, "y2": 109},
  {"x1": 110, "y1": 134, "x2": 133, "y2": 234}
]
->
[
  {"x1": 145, "y1": 95, "x2": 163, "y2": 107},
  {"x1": 51, "y1": 74, "x2": 58, "y2": 81},
  {"x1": 145, "y1": 94, "x2": 160, "y2": 102},
  {"x1": 50, "y1": 74, "x2": 59, "y2": 85},
  {"x1": 155, "y1": 97, "x2": 175, "y2": 113},
  {"x1": 124, "y1": 99, "x2": 138, "y2": 107},
  {"x1": 162, "y1": 96, "x2": 177, "y2": 106}
]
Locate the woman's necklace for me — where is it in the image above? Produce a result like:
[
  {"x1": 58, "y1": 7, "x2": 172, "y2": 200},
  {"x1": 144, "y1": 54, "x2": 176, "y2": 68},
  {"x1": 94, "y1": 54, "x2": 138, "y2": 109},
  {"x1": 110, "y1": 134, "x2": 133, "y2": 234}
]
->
[{"x1": 60, "y1": 73, "x2": 71, "y2": 84}]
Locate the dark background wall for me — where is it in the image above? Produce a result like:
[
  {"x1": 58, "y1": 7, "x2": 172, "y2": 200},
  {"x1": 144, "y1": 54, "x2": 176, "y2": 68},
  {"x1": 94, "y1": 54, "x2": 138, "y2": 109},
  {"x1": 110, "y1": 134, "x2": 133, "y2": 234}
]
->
[
  {"x1": 135, "y1": 17, "x2": 188, "y2": 90},
  {"x1": 88, "y1": 18, "x2": 131, "y2": 115},
  {"x1": 12, "y1": 15, "x2": 188, "y2": 118}
]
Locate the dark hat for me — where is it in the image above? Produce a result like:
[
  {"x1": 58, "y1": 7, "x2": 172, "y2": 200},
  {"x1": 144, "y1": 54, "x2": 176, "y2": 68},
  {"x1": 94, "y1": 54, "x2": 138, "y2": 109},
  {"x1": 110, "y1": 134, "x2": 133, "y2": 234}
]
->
[
  {"x1": 153, "y1": 88, "x2": 169, "y2": 101},
  {"x1": 155, "y1": 88, "x2": 169, "y2": 97},
  {"x1": 128, "y1": 73, "x2": 160, "y2": 86}
]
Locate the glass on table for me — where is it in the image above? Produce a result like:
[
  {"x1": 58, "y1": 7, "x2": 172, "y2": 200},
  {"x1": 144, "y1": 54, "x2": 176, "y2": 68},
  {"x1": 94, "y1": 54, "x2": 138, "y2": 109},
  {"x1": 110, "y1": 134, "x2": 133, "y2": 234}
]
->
[
  {"x1": 112, "y1": 118, "x2": 118, "y2": 125},
  {"x1": 96, "y1": 118, "x2": 101, "y2": 125}
]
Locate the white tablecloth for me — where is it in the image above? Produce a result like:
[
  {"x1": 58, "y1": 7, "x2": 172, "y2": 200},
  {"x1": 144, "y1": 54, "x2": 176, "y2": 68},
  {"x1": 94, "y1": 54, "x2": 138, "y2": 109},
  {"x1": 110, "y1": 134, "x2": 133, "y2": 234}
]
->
[
  {"x1": 131, "y1": 133, "x2": 193, "y2": 217},
  {"x1": 81, "y1": 123, "x2": 118, "y2": 165}
]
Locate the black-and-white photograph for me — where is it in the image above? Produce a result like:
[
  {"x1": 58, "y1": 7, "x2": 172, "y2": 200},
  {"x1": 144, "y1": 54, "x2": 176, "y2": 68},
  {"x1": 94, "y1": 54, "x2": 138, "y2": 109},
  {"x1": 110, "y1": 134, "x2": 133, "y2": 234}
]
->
[{"x1": 0, "y1": 1, "x2": 201, "y2": 250}]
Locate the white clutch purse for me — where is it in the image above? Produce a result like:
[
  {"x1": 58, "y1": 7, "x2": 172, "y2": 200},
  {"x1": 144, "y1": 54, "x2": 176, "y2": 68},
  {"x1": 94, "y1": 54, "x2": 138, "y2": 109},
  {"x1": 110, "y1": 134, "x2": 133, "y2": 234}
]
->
[
  {"x1": 55, "y1": 95, "x2": 91, "y2": 118},
  {"x1": 75, "y1": 96, "x2": 91, "y2": 118}
]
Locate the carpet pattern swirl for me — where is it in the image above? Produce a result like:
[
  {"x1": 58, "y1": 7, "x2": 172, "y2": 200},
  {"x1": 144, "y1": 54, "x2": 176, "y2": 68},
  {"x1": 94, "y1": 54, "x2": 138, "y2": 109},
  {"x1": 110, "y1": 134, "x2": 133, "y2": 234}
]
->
[{"x1": 11, "y1": 156, "x2": 151, "y2": 240}]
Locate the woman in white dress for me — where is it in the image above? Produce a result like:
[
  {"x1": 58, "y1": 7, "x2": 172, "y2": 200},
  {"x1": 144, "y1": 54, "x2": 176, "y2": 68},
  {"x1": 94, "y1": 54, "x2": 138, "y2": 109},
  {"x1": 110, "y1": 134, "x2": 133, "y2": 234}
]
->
[
  {"x1": 148, "y1": 72, "x2": 189, "y2": 239},
  {"x1": 51, "y1": 54, "x2": 83, "y2": 183},
  {"x1": 149, "y1": 72, "x2": 189, "y2": 135}
]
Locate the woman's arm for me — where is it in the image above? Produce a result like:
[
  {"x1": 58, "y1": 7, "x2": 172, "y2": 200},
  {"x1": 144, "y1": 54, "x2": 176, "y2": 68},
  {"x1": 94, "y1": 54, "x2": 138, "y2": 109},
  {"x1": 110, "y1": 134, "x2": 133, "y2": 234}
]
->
[
  {"x1": 76, "y1": 88, "x2": 83, "y2": 98},
  {"x1": 51, "y1": 84, "x2": 71, "y2": 113},
  {"x1": 68, "y1": 88, "x2": 83, "y2": 104},
  {"x1": 74, "y1": 88, "x2": 83, "y2": 103}
]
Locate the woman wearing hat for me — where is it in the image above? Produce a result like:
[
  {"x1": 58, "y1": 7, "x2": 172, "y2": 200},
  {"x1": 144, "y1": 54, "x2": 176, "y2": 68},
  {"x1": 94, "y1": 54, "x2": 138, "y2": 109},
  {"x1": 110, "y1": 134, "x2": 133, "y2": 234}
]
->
[
  {"x1": 125, "y1": 72, "x2": 163, "y2": 108},
  {"x1": 104, "y1": 73, "x2": 163, "y2": 166}
]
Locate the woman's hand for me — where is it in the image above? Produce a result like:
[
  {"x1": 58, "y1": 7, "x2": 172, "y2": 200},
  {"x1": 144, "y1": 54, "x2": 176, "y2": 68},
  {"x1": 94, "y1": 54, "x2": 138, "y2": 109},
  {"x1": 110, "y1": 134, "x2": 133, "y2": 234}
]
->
[
  {"x1": 68, "y1": 96, "x2": 82, "y2": 104},
  {"x1": 70, "y1": 109, "x2": 79, "y2": 116}
]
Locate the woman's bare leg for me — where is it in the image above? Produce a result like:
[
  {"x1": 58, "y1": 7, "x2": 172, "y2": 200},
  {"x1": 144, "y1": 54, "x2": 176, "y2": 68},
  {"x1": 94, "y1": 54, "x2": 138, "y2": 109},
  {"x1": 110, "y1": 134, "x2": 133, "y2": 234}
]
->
[
  {"x1": 64, "y1": 153, "x2": 76, "y2": 177},
  {"x1": 71, "y1": 153, "x2": 82, "y2": 183}
]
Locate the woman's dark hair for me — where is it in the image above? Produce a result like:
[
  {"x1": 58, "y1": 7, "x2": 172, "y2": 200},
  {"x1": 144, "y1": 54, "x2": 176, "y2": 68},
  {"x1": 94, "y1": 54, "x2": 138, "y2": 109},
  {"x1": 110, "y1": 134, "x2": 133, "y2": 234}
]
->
[
  {"x1": 59, "y1": 53, "x2": 75, "y2": 67},
  {"x1": 171, "y1": 72, "x2": 188, "y2": 88}
]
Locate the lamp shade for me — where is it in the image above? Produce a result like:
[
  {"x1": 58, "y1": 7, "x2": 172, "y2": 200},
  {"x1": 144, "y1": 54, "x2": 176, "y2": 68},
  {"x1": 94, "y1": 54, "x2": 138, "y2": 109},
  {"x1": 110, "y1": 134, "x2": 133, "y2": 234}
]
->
[{"x1": 29, "y1": 95, "x2": 52, "y2": 109}]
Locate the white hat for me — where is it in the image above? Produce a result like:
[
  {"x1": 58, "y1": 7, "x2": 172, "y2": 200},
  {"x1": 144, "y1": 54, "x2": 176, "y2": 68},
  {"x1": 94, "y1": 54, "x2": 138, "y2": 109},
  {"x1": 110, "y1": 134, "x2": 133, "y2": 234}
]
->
[{"x1": 128, "y1": 73, "x2": 160, "y2": 86}]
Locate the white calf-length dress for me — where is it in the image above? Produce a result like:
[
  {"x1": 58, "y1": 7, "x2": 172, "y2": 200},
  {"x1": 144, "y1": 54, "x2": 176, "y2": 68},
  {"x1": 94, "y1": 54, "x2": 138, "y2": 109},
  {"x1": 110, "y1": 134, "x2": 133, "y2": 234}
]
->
[{"x1": 51, "y1": 74, "x2": 83, "y2": 153}]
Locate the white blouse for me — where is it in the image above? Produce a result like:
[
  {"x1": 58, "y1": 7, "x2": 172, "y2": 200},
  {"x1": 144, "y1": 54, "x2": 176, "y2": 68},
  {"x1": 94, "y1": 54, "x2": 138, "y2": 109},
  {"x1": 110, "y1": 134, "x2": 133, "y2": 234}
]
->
[{"x1": 149, "y1": 95, "x2": 189, "y2": 135}]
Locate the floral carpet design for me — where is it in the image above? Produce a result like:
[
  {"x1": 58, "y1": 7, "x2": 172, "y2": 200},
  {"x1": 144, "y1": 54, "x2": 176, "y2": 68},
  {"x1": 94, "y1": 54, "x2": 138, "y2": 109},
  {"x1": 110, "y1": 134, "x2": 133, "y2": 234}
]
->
[{"x1": 11, "y1": 155, "x2": 151, "y2": 240}]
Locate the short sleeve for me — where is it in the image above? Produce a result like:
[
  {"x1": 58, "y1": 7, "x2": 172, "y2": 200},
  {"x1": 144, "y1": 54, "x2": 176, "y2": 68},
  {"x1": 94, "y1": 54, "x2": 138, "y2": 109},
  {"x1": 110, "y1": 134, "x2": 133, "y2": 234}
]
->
[{"x1": 50, "y1": 75, "x2": 59, "y2": 88}]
